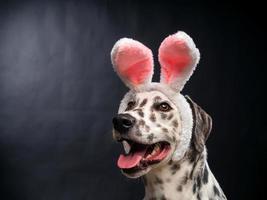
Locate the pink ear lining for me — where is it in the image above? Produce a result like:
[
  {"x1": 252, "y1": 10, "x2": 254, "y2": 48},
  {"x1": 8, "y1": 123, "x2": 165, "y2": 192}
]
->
[
  {"x1": 112, "y1": 38, "x2": 153, "y2": 88},
  {"x1": 121, "y1": 58, "x2": 152, "y2": 85},
  {"x1": 159, "y1": 37, "x2": 192, "y2": 84}
]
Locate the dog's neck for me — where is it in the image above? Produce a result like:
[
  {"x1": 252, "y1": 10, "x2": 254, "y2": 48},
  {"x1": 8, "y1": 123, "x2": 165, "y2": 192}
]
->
[{"x1": 142, "y1": 148, "x2": 214, "y2": 200}]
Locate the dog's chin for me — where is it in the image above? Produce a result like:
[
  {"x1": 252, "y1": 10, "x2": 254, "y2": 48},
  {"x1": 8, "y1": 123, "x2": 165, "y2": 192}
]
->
[{"x1": 121, "y1": 166, "x2": 151, "y2": 178}]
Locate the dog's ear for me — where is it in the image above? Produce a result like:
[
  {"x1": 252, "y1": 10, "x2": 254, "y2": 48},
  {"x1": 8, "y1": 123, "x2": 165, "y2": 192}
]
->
[
  {"x1": 111, "y1": 38, "x2": 154, "y2": 90},
  {"x1": 158, "y1": 31, "x2": 200, "y2": 92},
  {"x1": 185, "y1": 96, "x2": 212, "y2": 152}
]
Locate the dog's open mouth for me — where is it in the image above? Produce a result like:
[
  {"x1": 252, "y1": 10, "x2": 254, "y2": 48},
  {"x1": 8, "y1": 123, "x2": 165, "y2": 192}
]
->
[{"x1": 117, "y1": 140, "x2": 171, "y2": 174}]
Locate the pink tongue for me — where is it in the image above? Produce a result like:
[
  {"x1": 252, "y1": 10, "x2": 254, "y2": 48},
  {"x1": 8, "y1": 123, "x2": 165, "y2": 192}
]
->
[{"x1": 117, "y1": 149, "x2": 147, "y2": 169}]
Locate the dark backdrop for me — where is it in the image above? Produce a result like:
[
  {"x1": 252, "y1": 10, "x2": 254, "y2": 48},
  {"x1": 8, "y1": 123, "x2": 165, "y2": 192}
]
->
[{"x1": 0, "y1": 0, "x2": 264, "y2": 199}]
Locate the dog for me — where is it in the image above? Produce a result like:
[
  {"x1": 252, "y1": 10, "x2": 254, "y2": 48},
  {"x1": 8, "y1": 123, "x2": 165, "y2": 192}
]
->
[{"x1": 110, "y1": 31, "x2": 227, "y2": 200}]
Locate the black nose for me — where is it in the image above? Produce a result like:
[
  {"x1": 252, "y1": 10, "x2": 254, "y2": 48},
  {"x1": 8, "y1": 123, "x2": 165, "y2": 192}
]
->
[{"x1": 112, "y1": 114, "x2": 136, "y2": 133}]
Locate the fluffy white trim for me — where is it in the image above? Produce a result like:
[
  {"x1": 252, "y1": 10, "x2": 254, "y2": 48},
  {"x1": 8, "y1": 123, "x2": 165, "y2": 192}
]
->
[{"x1": 172, "y1": 94, "x2": 193, "y2": 160}]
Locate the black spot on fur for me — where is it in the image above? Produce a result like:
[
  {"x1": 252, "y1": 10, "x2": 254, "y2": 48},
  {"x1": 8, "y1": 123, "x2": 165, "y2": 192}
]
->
[
  {"x1": 157, "y1": 124, "x2": 161, "y2": 127},
  {"x1": 154, "y1": 96, "x2": 162, "y2": 102},
  {"x1": 168, "y1": 160, "x2": 173, "y2": 165},
  {"x1": 177, "y1": 185, "x2": 183, "y2": 192},
  {"x1": 170, "y1": 164, "x2": 180, "y2": 174},
  {"x1": 139, "y1": 98, "x2": 147, "y2": 107},
  {"x1": 196, "y1": 175, "x2": 202, "y2": 189},
  {"x1": 203, "y1": 165, "x2": 209, "y2": 184},
  {"x1": 125, "y1": 100, "x2": 137, "y2": 111},
  {"x1": 187, "y1": 149, "x2": 198, "y2": 163},
  {"x1": 161, "y1": 113, "x2": 167, "y2": 120},
  {"x1": 161, "y1": 195, "x2": 167, "y2": 200},
  {"x1": 150, "y1": 113, "x2": 156, "y2": 122},
  {"x1": 197, "y1": 193, "x2": 201, "y2": 200},
  {"x1": 172, "y1": 136, "x2": 176, "y2": 142},
  {"x1": 172, "y1": 119, "x2": 178, "y2": 128},
  {"x1": 167, "y1": 113, "x2": 174, "y2": 120},
  {"x1": 193, "y1": 182, "x2": 197, "y2": 194},
  {"x1": 145, "y1": 125, "x2": 150, "y2": 132},
  {"x1": 213, "y1": 185, "x2": 220, "y2": 196},
  {"x1": 171, "y1": 164, "x2": 180, "y2": 171},
  {"x1": 155, "y1": 176, "x2": 163, "y2": 184},
  {"x1": 181, "y1": 172, "x2": 189, "y2": 185},
  {"x1": 189, "y1": 154, "x2": 203, "y2": 179},
  {"x1": 138, "y1": 110, "x2": 144, "y2": 117},
  {"x1": 139, "y1": 119, "x2": 145, "y2": 126},
  {"x1": 147, "y1": 133, "x2": 154, "y2": 142},
  {"x1": 162, "y1": 128, "x2": 168, "y2": 133},
  {"x1": 136, "y1": 131, "x2": 142, "y2": 136}
]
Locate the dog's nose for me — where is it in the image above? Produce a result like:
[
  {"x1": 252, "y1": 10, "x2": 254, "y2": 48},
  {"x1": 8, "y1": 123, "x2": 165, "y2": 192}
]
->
[{"x1": 112, "y1": 114, "x2": 136, "y2": 133}]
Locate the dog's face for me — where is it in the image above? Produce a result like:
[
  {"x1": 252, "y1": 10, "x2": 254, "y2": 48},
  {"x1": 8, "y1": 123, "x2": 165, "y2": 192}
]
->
[
  {"x1": 110, "y1": 31, "x2": 203, "y2": 178},
  {"x1": 113, "y1": 90, "x2": 181, "y2": 178}
]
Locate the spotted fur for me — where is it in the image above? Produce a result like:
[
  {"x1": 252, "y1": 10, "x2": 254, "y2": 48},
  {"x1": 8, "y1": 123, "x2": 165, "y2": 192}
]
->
[{"x1": 113, "y1": 90, "x2": 226, "y2": 200}]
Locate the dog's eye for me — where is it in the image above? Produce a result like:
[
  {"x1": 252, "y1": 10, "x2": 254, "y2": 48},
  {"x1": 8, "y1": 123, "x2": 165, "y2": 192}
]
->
[
  {"x1": 157, "y1": 102, "x2": 172, "y2": 112},
  {"x1": 126, "y1": 101, "x2": 136, "y2": 110}
]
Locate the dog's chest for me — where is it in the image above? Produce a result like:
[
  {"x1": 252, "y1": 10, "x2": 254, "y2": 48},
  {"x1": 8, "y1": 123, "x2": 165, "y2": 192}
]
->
[{"x1": 143, "y1": 161, "x2": 222, "y2": 200}]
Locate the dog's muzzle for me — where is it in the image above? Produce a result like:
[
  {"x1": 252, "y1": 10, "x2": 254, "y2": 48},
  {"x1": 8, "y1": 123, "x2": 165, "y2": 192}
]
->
[{"x1": 112, "y1": 113, "x2": 136, "y2": 134}]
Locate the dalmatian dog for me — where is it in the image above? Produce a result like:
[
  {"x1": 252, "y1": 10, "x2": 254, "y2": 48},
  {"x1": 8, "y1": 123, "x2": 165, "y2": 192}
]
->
[{"x1": 111, "y1": 31, "x2": 227, "y2": 200}]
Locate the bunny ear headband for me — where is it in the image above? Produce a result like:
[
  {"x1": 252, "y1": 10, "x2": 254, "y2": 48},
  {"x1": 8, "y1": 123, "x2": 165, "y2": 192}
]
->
[{"x1": 111, "y1": 31, "x2": 200, "y2": 92}]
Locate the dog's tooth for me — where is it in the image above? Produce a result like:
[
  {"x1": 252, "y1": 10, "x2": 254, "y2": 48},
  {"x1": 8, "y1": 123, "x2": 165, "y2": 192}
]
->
[
  {"x1": 151, "y1": 150, "x2": 156, "y2": 156},
  {"x1": 151, "y1": 148, "x2": 157, "y2": 156},
  {"x1": 150, "y1": 144, "x2": 160, "y2": 156},
  {"x1": 154, "y1": 144, "x2": 160, "y2": 151},
  {"x1": 122, "y1": 140, "x2": 131, "y2": 154}
]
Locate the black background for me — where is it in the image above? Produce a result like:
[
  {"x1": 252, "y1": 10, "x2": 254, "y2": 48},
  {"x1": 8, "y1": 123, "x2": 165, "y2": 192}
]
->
[{"x1": 0, "y1": 0, "x2": 264, "y2": 199}]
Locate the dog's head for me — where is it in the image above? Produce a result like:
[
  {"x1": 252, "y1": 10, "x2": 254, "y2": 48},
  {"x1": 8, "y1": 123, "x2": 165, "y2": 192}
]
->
[{"x1": 111, "y1": 32, "x2": 212, "y2": 178}]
